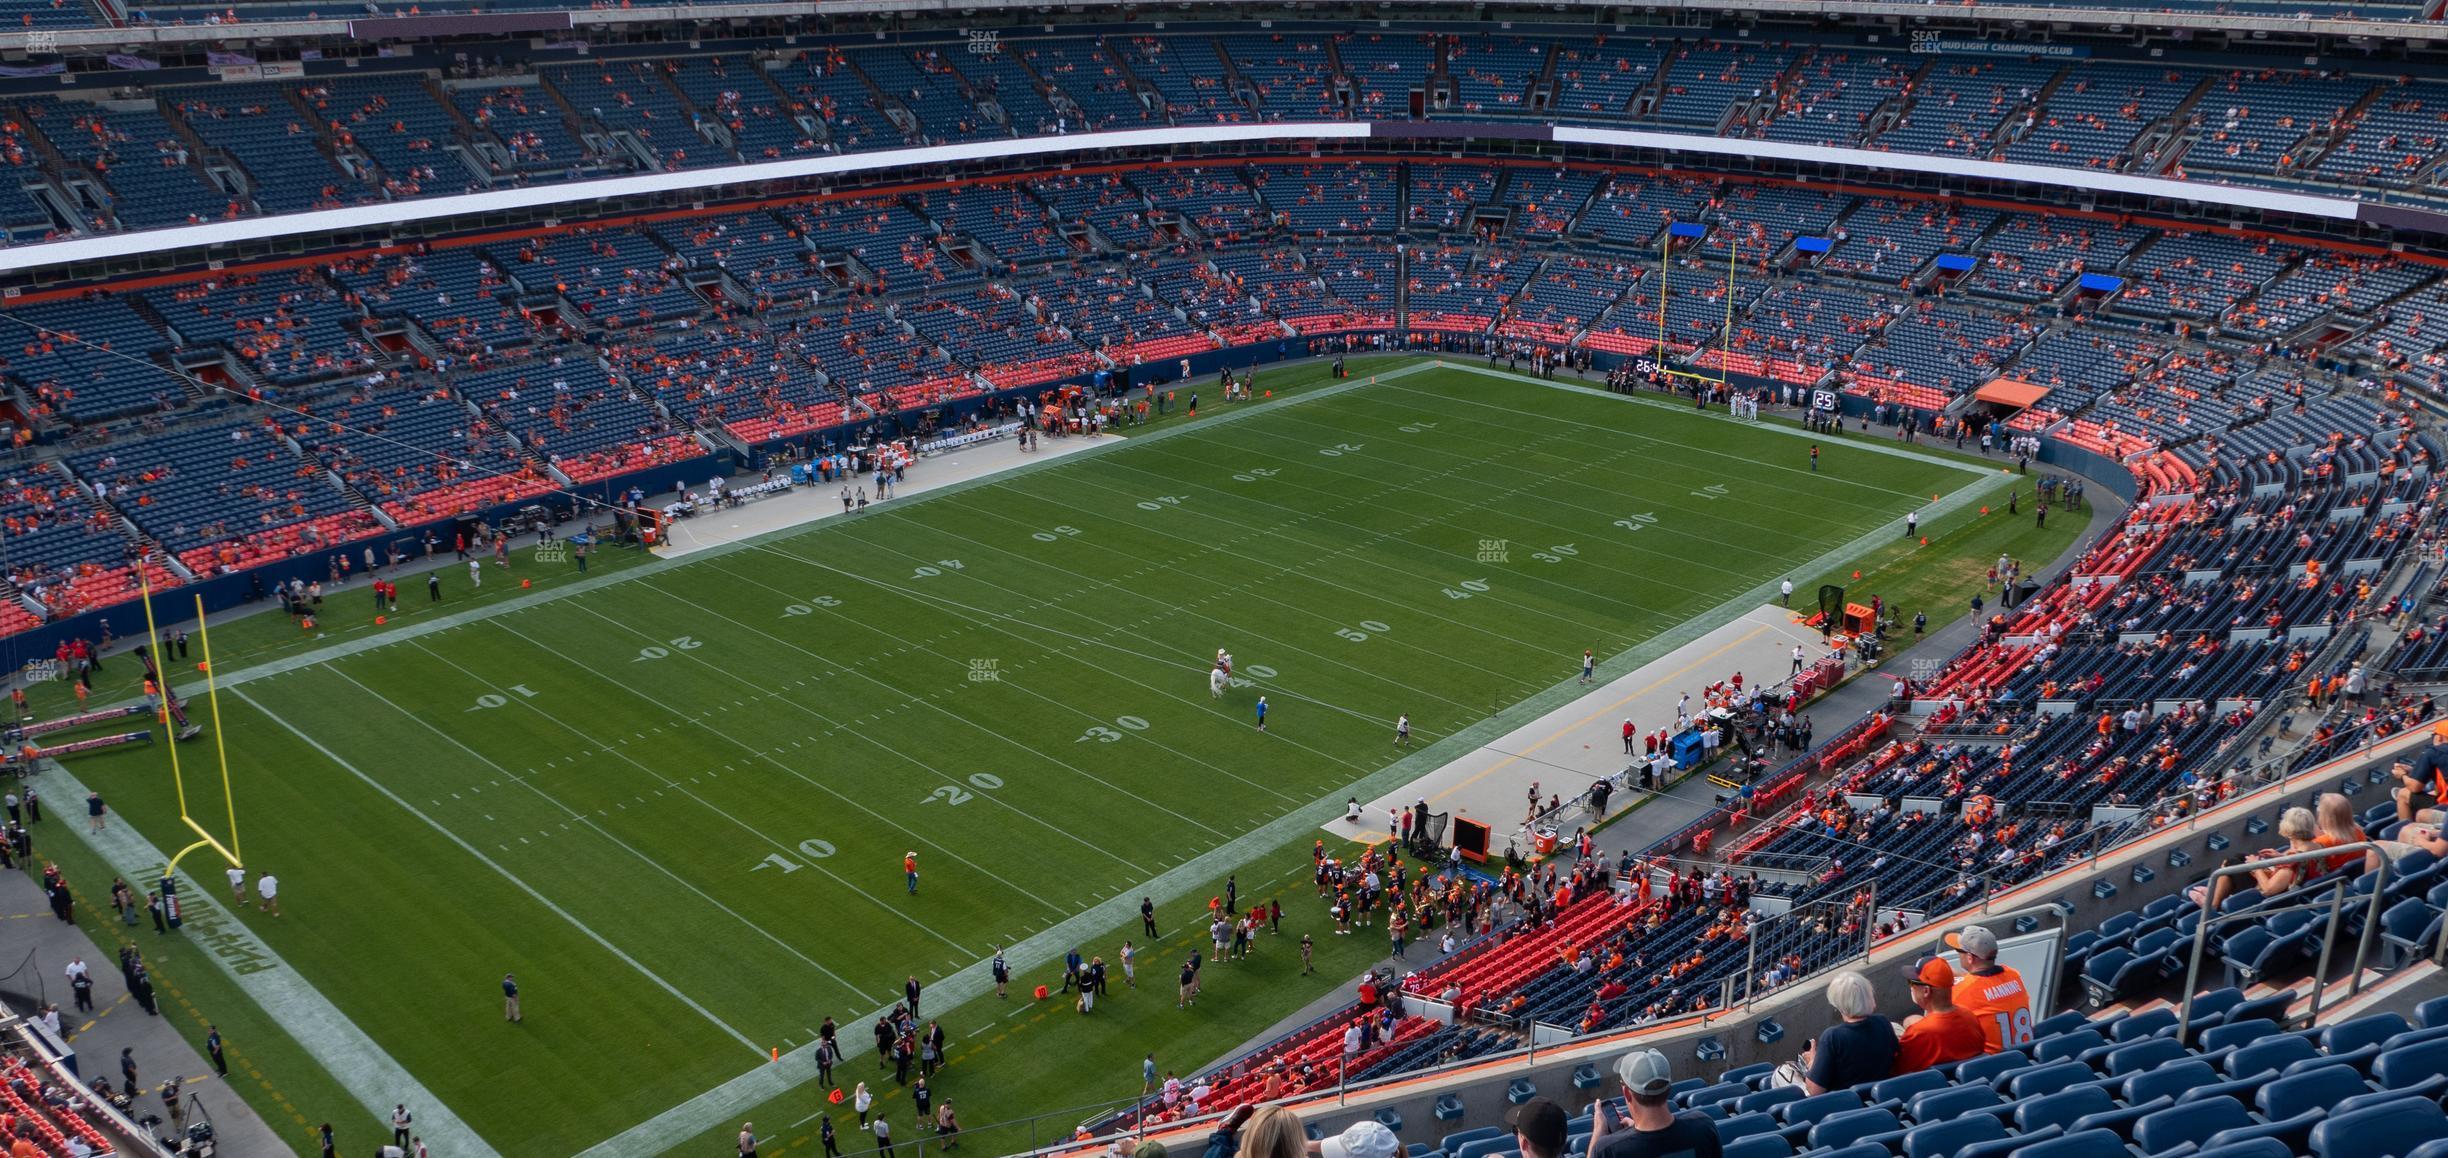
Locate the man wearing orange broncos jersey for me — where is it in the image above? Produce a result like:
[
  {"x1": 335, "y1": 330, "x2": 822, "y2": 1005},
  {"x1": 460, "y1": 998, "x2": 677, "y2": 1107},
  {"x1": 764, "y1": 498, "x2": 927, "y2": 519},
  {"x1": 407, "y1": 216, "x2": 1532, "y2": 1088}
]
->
[{"x1": 1945, "y1": 925, "x2": 2032, "y2": 1054}]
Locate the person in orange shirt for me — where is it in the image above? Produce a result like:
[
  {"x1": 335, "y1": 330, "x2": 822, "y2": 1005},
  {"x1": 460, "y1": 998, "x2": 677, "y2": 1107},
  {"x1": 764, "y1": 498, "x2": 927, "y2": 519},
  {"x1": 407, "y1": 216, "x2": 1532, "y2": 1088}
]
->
[
  {"x1": 903, "y1": 851, "x2": 919, "y2": 895},
  {"x1": 1946, "y1": 925, "x2": 2032, "y2": 1053},
  {"x1": 1895, "y1": 956, "x2": 1986, "y2": 1072}
]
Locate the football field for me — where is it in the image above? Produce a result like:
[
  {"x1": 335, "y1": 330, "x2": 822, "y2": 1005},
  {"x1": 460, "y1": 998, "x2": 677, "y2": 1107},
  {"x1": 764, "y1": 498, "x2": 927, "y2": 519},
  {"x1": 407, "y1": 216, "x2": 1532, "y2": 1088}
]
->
[{"x1": 51, "y1": 359, "x2": 2053, "y2": 1154}]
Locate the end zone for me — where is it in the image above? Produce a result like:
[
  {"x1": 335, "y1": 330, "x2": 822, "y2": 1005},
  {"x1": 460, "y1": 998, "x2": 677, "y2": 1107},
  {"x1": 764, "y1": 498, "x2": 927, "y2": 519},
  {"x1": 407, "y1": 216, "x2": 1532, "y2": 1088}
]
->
[{"x1": 1321, "y1": 604, "x2": 1831, "y2": 852}]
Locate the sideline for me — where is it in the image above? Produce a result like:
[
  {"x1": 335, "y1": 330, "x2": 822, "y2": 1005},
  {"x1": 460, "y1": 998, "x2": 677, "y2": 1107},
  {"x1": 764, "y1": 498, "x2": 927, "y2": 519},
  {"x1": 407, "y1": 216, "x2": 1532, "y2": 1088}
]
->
[
  {"x1": 190, "y1": 362, "x2": 1437, "y2": 698},
  {"x1": 575, "y1": 367, "x2": 2005, "y2": 1156},
  {"x1": 40, "y1": 759, "x2": 500, "y2": 1158}
]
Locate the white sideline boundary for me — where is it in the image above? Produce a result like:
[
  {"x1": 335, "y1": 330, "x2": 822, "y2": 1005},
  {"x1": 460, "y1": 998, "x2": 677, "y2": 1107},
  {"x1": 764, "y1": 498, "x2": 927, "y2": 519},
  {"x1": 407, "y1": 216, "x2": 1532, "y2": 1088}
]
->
[
  {"x1": 578, "y1": 362, "x2": 2007, "y2": 1156},
  {"x1": 40, "y1": 758, "x2": 502, "y2": 1158}
]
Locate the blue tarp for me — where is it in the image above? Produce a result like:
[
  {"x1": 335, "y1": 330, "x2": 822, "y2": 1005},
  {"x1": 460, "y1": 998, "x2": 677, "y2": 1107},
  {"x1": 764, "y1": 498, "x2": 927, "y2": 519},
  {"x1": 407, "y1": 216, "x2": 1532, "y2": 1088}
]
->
[
  {"x1": 2078, "y1": 273, "x2": 2125, "y2": 293},
  {"x1": 1795, "y1": 236, "x2": 1832, "y2": 254},
  {"x1": 1667, "y1": 221, "x2": 1709, "y2": 239},
  {"x1": 1935, "y1": 254, "x2": 1977, "y2": 273}
]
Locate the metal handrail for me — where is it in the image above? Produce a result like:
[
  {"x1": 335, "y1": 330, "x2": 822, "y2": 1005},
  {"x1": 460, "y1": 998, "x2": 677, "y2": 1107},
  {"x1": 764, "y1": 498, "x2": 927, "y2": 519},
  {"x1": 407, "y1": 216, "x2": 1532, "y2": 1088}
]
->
[{"x1": 2176, "y1": 839, "x2": 2393, "y2": 1035}]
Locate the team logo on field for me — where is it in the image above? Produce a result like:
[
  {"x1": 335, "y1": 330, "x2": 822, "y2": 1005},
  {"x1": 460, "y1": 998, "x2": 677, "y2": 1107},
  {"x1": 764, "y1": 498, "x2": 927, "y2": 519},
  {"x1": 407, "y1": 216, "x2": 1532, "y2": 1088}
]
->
[{"x1": 1477, "y1": 538, "x2": 1510, "y2": 564}]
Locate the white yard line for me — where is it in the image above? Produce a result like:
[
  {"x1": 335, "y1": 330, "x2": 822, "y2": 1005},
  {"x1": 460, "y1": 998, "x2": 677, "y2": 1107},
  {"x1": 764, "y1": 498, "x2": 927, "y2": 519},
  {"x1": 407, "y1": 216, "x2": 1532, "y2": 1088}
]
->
[
  {"x1": 576, "y1": 379, "x2": 2005, "y2": 1157},
  {"x1": 42, "y1": 758, "x2": 503, "y2": 1158}
]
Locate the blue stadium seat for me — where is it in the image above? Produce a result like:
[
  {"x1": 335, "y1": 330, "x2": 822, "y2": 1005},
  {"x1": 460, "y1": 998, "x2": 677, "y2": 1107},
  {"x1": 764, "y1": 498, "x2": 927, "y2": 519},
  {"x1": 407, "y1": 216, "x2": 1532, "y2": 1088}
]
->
[
  {"x1": 1680, "y1": 1081, "x2": 1747, "y2": 1110},
  {"x1": 2194, "y1": 1142, "x2": 2297, "y2": 1158},
  {"x1": 2134, "y1": 1094, "x2": 2255, "y2": 1155},
  {"x1": 2016, "y1": 1086, "x2": 2114, "y2": 1135},
  {"x1": 1908, "y1": 1083, "x2": 2001, "y2": 1123},
  {"x1": 2002, "y1": 1060, "x2": 2094, "y2": 1100},
  {"x1": 2227, "y1": 1034, "x2": 2321, "y2": 1077},
  {"x1": 2012, "y1": 1127, "x2": 2132, "y2": 1158},
  {"x1": 2376, "y1": 1039, "x2": 2448, "y2": 1090},
  {"x1": 2114, "y1": 1009, "x2": 2180, "y2": 1042},
  {"x1": 1807, "y1": 1107, "x2": 1898, "y2": 1151},
  {"x1": 1774, "y1": 1089, "x2": 1862, "y2": 1127},
  {"x1": 1956, "y1": 1051, "x2": 2029, "y2": 1086},
  {"x1": 1721, "y1": 1062, "x2": 1777, "y2": 1089},
  {"x1": 2223, "y1": 993, "x2": 2297, "y2": 1030},
  {"x1": 2033, "y1": 1031, "x2": 2106, "y2": 1065},
  {"x1": 2031, "y1": 1011, "x2": 2094, "y2": 1041},
  {"x1": 2199, "y1": 1019, "x2": 2280, "y2": 1052},
  {"x1": 1439, "y1": 1126, "x2": 1500, "y2": 1154},
  {"x1": 2066, "y1": 1093, "x2": 2173, "y2": 1141},
  {"x1": 1871, "y1": 1070, "x2": 1946, "y2": 1105},
  {"x1": 1732, "y1": 1086, "x2": 1801, "y2": 1117},
  {"x1": 2415, "y1": 994, "x2": 2448, "y2": 1030},
  {"x1": 1721, "y1": 1135, "x2": 1791, "y2": 1158},
  {"x1": 2261, "y1": 1064, "x2": 2376, "y2": 1121},
  {"x1": 2309, "y1": 1096, "x2": 2448, "y2": 1157},
  {"x1": 2105, "y1": 1037, "x2": 2188, "y2": 1076},
  {"x1": 2326, "y1": 1014, "x2": 2415, "y2": 1056},
  {"x1": 1902, "y1": 1114, "x2": 2007, "y2": 1158},
  {"x1": 1715, "y1": 1113, "x2": 1777, "y2": 1144},
  {"x1": 2125, "y1": 1059, "x2": 2217, "y2": 1106}
]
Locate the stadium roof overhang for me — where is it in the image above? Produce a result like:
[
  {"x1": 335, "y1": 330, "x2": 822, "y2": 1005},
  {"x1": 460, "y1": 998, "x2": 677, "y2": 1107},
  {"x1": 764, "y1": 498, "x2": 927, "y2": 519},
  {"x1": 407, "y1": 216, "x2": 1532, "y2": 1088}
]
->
[
  {"x1": 0, "y1": 120, "x2": 2400, "y2": 281},
  {"x1": 6, "y1": 0, "x2": 2448, "y2": 52}
]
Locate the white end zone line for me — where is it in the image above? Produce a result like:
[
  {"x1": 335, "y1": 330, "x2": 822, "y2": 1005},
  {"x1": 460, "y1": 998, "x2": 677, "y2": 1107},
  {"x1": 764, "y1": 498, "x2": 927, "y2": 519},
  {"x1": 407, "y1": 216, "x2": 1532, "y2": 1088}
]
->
[
  {"x1": 575, "y1": 366, "x2": 2011, "y2": 1157},
  {"x1": 37, "y1": 758, "x2": 503, "y2": 1158}
]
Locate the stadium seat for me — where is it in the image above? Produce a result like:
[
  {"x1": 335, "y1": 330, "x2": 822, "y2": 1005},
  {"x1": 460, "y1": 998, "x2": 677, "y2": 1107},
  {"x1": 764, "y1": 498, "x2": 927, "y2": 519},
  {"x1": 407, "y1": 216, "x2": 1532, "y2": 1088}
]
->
[
  {"x1": 1908, "y1": 1083, "x2": 2002, "y2": 1123},
  {"x1": 2415, "y1": 994, "x2": 2448, "y2": 1030},
  {"x1": 1807, "y1": 1107, "x2": 1898, "y2": 1151},
  {"x1": 1872, "y1": 1070, "x2": 1946, "y2": 1105},
  {"x1": 2125, "y1": 1059, "x2": 2218, "y2": 1106},
  {"x1": 2262, "y1": 1064, "x2": 2376, "y2": 1120},
  {"x1": 2308, "y1": 1097, "x2": 2448, "y2": 1157},
  {"x1": 2224, "y1": 993, "x2": 2297, "y2": 1030},
  {"x1": 1721, "y1": 1135, "x2": 1791, "y2": 1158},
  {"x1": 1734, "y1": 1087, "x2": 1801, "y2": 1117},
  {"x1": 2194, "y1": 1142, "x2": 2296, "y2": 1158},
  {"x1": 1901, "y1": 1113, "x2": 2007, "y2": 1158},
  {"x1": 2227, "y1": 1034, "x2": 2321, "y2": 1077},
  {"x1": 2376, "y1": 1040, "x2": 2448, "y2": 1090},
  {"x1": 1992, "y1": 1061, "x2": 2082, "y2": 1102},
  {"x1": 2114, "y1": 1009, "x2": 2179, "y2": 1042},
  {"x1": 2032, "y1": 1012, "x2": 2094, "y2": 1041},
  {"x1": 2033, "y1": 1031, "x2": 2106, "y2": 1066},
  {"x1": 2013, "y1": 1128, "x2": 2132, "y2": 1158},
  {"x1": 1715, "y1": 1113, "x2": 1778, "y2": 1144},
  {"x1": 2104, "y1": 1038, "x2": 2188, "y2": 1076},
  {"x1": 1956, "y1": 1051, "x2": 2028, "y2": 1086},
  {"x1": 1681, "y1": 1082, "x2": 1746, "y2": 1110},
  {"x1": 2133, "y1": 1094, "x2": 2255, "y2": 1155},
  {"x1": 1439, "y1": 1126, "x2": 1500, "y2": 1154},
  {"x1": 2066, "y1": 1093, "x2": 2173, "y2": 1141},
  {"x1": 2326, "y1": 1014, "x2": 2415, "y2": 1055},
  {"x1": 2016, "y1": 1086, "x2": 2114, "y2": 1134},
  {"x1": 1713, "y1": 1126, "x2": 1791, "y2": 1155},
  {"x1": 1774, "y1": 1090, "x2": 1862, "y2": 1127},
  {"x1": 2199, "y1": 1019, "x2": 2280, "y2": 1052}
]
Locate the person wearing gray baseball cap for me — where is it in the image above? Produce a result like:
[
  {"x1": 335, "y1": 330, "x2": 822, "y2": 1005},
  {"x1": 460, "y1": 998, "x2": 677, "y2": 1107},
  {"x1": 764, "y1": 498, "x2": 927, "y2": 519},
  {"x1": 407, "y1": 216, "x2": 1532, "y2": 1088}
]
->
[
  {"x1": 1588, "y1": 1048, "x2": 1721, "y2": 1158},
  {"x1": 1944, "y1": 923, "x2": 2032, "y2": 1053}
]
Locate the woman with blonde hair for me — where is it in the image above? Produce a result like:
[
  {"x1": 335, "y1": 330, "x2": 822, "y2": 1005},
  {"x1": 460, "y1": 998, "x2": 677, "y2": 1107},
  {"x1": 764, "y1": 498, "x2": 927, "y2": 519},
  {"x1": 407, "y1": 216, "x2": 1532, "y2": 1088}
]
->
[
  {"x1": 1201, "y1": 1103, "x2": 1307, "y2": 1158},
  {"x1": 2314, "y1": 792, "x2": 2371, "y2": 874},
  {"x1": 2190, "y1": 807, "x2": 2320, "y2": 911}
]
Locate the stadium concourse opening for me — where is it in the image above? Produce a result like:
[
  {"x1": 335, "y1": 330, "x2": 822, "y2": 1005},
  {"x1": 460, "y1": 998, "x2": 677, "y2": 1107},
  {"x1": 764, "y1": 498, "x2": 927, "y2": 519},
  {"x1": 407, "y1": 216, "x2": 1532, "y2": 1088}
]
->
[{"x1": 0, "y1": 5, "x2": 2444, "y2": 1156}]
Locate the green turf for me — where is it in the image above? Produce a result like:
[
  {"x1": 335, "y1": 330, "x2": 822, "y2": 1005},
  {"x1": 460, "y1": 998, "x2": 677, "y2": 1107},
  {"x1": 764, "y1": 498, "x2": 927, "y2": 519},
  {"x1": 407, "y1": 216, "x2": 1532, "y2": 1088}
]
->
[{"x1": 50, "y1": 358, "x2": 2068, "y2": 1155}]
